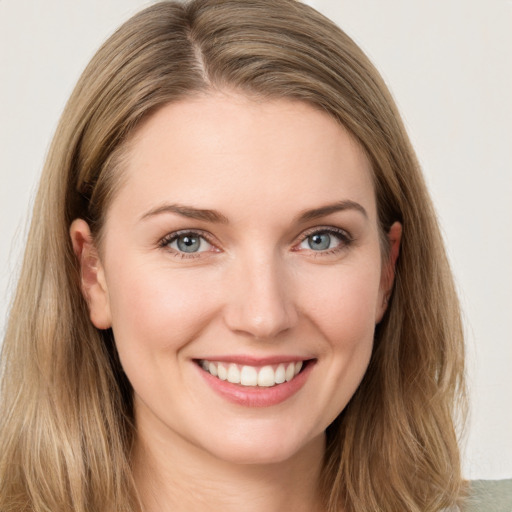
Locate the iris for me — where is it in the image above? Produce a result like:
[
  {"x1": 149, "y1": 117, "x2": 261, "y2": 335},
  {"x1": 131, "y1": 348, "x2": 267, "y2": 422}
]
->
[
  {"x1": 308, "y1": 233, "x2": 331, "y2": 251},
  {"x1": 177, "y1": 234, "x2": 201, "y2": 253}
]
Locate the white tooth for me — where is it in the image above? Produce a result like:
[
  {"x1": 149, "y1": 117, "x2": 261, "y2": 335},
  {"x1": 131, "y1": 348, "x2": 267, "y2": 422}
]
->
[
  {"x1": 208, "y1": 361, "x2": 218, "y2": 377},
  {"x1": 285, "y1": 362, "x2": 295, "y2": 382},
  {"x1": 217, "y1": 363, "x2": 227, "y2": 381},
  {"x1": 201, "y1": 360, "x2": 209, "y2": 371},
  {"x1": 275, "y1": 364, "x2": 286, "y2": 384},
  {"x1": 227, "y1": 364, "x2": 241, "y2": 384},
  {"x1": 240, "y1": 366, "x2": 258, "y2": 386},
  {"x1": 294, "y1": 361, "x2": 303, "y2": 375},
  {"x1": 258, "y1": 366, "x2": 276, "y2": 387}
]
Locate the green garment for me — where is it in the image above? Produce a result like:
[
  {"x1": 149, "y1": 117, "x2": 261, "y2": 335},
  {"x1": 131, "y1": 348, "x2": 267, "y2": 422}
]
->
[{"x1": 463, "y1": 480, "x2": 512, "y2": 512}]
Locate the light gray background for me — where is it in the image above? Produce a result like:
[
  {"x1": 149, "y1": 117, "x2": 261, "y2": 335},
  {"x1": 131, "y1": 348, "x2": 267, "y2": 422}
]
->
[{"x1": 1, "y1": 0, "x2": 510, "y2": 480}]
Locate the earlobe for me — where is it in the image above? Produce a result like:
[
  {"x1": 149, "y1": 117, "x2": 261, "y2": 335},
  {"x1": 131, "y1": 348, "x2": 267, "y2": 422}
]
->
[
  {"x1": 376, "y1": 221, "x2": 402, "y2": 322},
  {"x1": 70, "y1": 219, "x2": 112, "y2": 329}
]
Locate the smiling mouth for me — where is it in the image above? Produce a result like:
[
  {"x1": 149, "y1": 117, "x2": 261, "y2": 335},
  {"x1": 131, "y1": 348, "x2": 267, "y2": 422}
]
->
[{"x1": 197, "y1": 359, "x2": 310, "y2": 388}]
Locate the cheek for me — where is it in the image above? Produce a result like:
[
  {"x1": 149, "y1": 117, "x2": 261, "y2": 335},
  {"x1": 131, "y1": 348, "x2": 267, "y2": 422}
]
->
[
  {"x1": 299, "y1": 261, "x2": 382, "y2": 347},
  {"x1": 105, "y1": 261, "x2": 220, "y2": 357},
  {"x1": 307, "y1": 263, "x2": 381, "y2": 413}
]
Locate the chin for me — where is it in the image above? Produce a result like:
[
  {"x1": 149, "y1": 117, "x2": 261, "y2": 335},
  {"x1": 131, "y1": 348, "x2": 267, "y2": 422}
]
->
[
  {"x1": 211, "y1": 447, "x2": 294, "y2": 466},
  {"x1": 196, "y1": 428, "x2": 324, "y2": 466}
]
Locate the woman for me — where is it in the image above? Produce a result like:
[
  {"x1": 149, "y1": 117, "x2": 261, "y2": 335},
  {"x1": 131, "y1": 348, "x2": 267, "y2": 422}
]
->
[{"x1": 0, "y1": 1, "x2": 466, "y2": 511}]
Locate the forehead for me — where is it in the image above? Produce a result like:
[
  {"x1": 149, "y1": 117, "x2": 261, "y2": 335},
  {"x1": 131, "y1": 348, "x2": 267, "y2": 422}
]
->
[{"x1": 112, "y1": 91, "x2": 377, "y2": 223}]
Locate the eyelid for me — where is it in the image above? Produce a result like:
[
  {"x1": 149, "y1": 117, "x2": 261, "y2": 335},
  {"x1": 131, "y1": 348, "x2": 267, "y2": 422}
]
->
[
  {"x1": 299, "y1": 225, "x2": 352, "y2": 239},
  {"x1": 157, "y1": 225, "x2": 353, "y2": 258},
  {"x1": 293, "y1": 225, "x2": 353, "y2": 253},
  {"x1": 158, "y1": 229, "x2": 220, "y2": 258}
]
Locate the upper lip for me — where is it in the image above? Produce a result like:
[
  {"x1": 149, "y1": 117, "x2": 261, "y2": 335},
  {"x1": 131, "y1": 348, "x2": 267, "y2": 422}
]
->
[{"x1": 195, "y1": 355, "x2": 314, "y2": 366}]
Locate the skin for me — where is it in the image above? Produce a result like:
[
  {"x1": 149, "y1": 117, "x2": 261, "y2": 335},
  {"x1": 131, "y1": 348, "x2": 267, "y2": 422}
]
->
[{"x1": 71, "y1": 91, "x2": 401, "y2": 512}]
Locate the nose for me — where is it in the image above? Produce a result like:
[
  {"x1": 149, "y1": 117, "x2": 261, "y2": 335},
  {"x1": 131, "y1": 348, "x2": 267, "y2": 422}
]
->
[{"x1": 223, "y1": 252, "x2": 298, "y2": 340}]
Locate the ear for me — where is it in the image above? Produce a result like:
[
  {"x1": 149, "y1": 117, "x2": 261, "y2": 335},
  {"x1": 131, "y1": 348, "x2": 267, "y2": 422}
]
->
[
  {"x1": 376, "y1": 221, "x2": 402, "y2": 323},
  {"x1": 70, "y1": 219, "x2": 112, "y2": 329}
]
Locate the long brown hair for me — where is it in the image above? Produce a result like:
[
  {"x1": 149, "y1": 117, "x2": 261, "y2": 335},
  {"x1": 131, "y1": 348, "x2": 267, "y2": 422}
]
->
[{"x1": 0, "y1": 1, "x2": 466, "y2": 510}]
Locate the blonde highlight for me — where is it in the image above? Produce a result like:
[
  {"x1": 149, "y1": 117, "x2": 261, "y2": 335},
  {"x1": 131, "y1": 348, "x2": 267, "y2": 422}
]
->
[{"x1": 0, "y1": 1, "x2": 466, "y2": 511}]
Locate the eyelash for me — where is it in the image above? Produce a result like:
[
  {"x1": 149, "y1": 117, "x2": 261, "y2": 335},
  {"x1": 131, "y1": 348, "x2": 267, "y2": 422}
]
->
[
  {"x1": 158, "y1": 226, "x2": 353, "y2": 259},
  {"x1": 158, "y1": 229, "x2": 218, "y2": 259},
  {"x1": 294, "y1": 226, "x2": 353, "y2": 256}
]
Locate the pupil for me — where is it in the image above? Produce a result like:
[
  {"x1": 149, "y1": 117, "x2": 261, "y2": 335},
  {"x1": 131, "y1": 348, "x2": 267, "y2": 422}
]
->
[
  {"x1": 177, "y1": 235, "x2": 200, "y2": 253},
  {"x1": 308, "y1": 233, "x2": 330, "y2": 251}
]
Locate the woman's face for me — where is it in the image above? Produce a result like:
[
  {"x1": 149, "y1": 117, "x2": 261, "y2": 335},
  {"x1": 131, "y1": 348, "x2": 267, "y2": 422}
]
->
[{"x1": 74, "y1": 92, "x2": 399, "y2": 465}]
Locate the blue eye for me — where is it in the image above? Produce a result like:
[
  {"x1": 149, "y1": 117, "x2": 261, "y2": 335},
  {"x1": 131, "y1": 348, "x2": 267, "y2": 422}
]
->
[
  {"x1": 298, "y1": 228, "x2": 350, "y2": 253},
  {"x1": 165, "y1": 232, "x2": 214, "y2": 254},
  {"x1": 307, "y1": 233, "x2": 332, "y2": 251}
]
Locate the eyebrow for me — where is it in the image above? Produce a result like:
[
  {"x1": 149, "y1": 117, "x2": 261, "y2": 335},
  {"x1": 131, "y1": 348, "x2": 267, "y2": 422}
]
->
[
  {"x1": 295, "y1": 200, "x2": 368, "y2": 222},
  {"x1": 140, "y1": 203, "x2": 229, "y2": 224},
  {"x1": 140, "y1": 199, "x2": 367, "y2": 224}
]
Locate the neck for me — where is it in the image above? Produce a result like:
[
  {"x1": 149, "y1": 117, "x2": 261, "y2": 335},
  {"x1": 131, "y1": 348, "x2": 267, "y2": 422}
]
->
[{"x1": 132, "y1": 418, "x2": 326, "y2": 512}]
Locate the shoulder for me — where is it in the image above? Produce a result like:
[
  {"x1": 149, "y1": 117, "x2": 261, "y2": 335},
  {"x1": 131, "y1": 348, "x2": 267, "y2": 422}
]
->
[{"x1": 462, "y1": 479, "x2": 512, "y2": 512}]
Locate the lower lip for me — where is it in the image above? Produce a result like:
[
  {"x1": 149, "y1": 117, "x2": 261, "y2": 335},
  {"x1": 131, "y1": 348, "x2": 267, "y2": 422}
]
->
[{"x1": 196, "y1": 361, "x2": 315, "y2": 407}]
